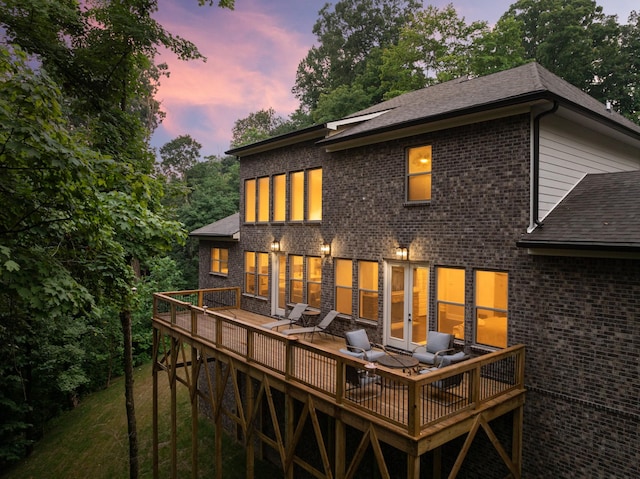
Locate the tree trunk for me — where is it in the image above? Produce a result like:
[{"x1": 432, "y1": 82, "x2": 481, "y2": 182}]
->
[{"x1": 120, "y1": 308, "x2": 138, "y2": 479}]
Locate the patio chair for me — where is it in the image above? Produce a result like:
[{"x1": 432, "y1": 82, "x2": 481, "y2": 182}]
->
[
  {"x1": 419, "y1": 351, "x2": 469, "y2": 404},
  {"x1": 282, "y1": 309, "x2": 339, "y2": 340},
  {"x1": 412, "y1": 331, "x2": 454, "y2": 365},
  {"x1": 345, "y1": 364, "x2": 381, "y2": 402},
  {"x1": 262, "y1": 303, "x2": 308, "y2": 331},
  {"x1": 339, "y1": 328, "x2": 387, "y2": 362}
]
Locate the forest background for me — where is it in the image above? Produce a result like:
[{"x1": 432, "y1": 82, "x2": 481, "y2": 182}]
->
[{"x1": 1, "y1": 0, "x2": 639, "y2": 474}]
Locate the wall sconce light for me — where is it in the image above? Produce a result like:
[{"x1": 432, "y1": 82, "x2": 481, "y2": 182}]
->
[
  {"x1": 321, "y1": 242, "x2": 331, "y2": 256},
  {"x1": 396, "y1": 247, "x2": 408, "y2": 261},
  {"x1": 270, "y1": 240, "x2": 280, "y2": 252}
]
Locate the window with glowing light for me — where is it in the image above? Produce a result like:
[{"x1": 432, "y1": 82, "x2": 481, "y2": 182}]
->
[
  {"x1": 244, "y1": 179, "x2": 256, "y2": 222},
  {"x1": 475, "y1": 271, "x2": 508, "y2": 348},
  {"x1": 358, "y1": 261, "x2": 379, "y2": 321},
  {"x1": 272, "y1": 174, "x2": 286, "y2": 222},
  {"x1": 436, "y1": 267, "x2": 465, "y2": 339},
  {"x1": 210, "y1": 248, "x2": 228, "y2": 275},
  {"x1": 407, "y1": 145, "x2": 432, "y2": 202},
  {"x1": 335, "y1": 259, "x2": 353, "y2": 315}
]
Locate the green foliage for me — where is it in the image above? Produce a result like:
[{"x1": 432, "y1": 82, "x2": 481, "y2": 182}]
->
[
  {"x1": 230, "y1": 108, "x2": 287, "y2": 148},
  {"x1": 380, "y1": 4, "x2": 489, "y2": 97},
  {"x1": 158, "y1": 134, "x2": 202, "y2": 180},
  {"x1": 293, "y1": 0, "x2": 421, "y2": 111}
]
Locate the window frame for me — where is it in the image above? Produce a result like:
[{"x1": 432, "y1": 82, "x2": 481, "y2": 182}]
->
[
  {"x1": 436, "y1": 266, "x2": 466, "y2": 339},
  {"x1": 307, "y1": 167, "x2": 322, "y2": 221},
  {"x1": 257, "y1": 176, "x2": 270, "y2": 223},
  {"x1": 406, "y1": 145, "x2": 432, "y2": 203},
  {"x1": 474, "y1": 270, "x2": 508, "y2": 348},
  {"x1": 358, "y1": 260, "x2": 379, "y2": 321},
  {"x1": 244, "y1": 178, "x2": 256, "y2": 223},
  {"x1": 210, "y1": 247, "x2": 229, "y2": 276},
  {"x1": 334, "y1": 259, "x2": 353, "y2": 316},
  {"x1": 244, "y1": 251, "x2": 269, "y2": 298},
  {"x1": 289, "y1": 254, "x2": 304, "y2": 304},
  {"x1": 272, "y1": 173, "x2": 286, "y2": 222},
  {"x1": 306, "y1": 256, "x2": 322, "y2": 309}
]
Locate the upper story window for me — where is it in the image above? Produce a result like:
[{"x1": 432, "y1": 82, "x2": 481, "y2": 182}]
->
[
  {"x1": 475, "y1": 270, "x2": 508, "y2": 348},
  {"x1": 335, "y1": 259, "x2": 353, "y2": 315},
  {"x1": 307, "y1": 168, "x2": 322, "y2": 221},
  {"x1": 358, "y1": 260, "x2": 378, "y2": 321},
  {"x1": 210, "y1": 247, "x2": 228, "y2": 275},
  {"x1": 245, "y1": 168, "x2": 322, "y2": 223},
  {"x1": 272, "y1": 174, "x2": 286, "y2": 222},
  {"x1": 244, "y1": 179, "x2": 256, "y2": 222},
  {"x1": 436, "y1": 267, "x2": 465, "y2": 339},
  {"x1": 290, "y1": 171, "x2": 304, "y2": 221},
  {"x1": 244, "y1": 251, "x2": 268, "y2": 298},
  {"x1": 257, "y1": 176, "x2": 269, "y2": 223},
  {"x1": 407, "y1": 145, "x2": 432, "y2": 202}
]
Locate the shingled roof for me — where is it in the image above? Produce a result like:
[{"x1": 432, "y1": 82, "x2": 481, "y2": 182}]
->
[
  {"x1": 517, "y1": 171, "x2": 640, "y2": 252},
  {"x1": 319, "y1": 62, "x2": 640, "y2": 148},
  {"x1": 189, "y1": 213, "x2": 240, "y2": 240}
]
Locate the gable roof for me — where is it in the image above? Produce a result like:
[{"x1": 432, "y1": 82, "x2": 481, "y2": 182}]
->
[
  {"x1": 319, "y1": 62, "x2": 640, "y2": 149},
  {"x1": 189, "y1": 213, "x2": 240, "y2": 241},
  {"x1": 517, "y1": 171, "x2": 640, "y2": 253}
]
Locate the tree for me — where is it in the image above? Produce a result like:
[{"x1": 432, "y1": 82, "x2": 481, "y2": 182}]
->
[
  {"x1": 0, "y1": 0, "x2": 236, "y2": 474},
  {"x1": 158, "y1": 134, "x2": 202, "y2": 180},
  {"x1": 230, "y1": 108, "x2": 287, "y2": 148},
  {"x1": 292, "y1": 0, "x2": 421, "y2": 112},
  {"x1": 502, "y1": 0, "x2": 616, "y2": 94},
  {"x1": 380, "y1": 4, "x2": 488, "y2": 98},
  {"x1": 469, "y1": 16, "x2": 528, "y2": 76}
]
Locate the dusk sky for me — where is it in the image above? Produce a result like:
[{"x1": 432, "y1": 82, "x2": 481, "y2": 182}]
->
[{"x1": 151, "y1": 0, "x2": 637, "y2": 158}]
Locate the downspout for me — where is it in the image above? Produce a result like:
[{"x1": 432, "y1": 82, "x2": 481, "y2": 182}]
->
[{"x1": 531, "y1": 101, "x2": 559, "y2": 231}]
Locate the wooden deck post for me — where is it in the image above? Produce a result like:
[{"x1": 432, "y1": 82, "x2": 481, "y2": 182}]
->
[
  {"x1": 191, "y1": 345, "x2": 199, "y2": 479},
  {"x1": 246, "y1": 375, "x2": 255, "y2": 479},
  {"x1": 335, "y1": 418, "x2": 346, "y2": 479},
  {"x1": 152, "y1": 329, "x2": 159, "y2": 479},
  {"x1": 170, "y1": 337, "x2": 178, "y2": 479},
  {"x1": 215, "y1": 357, "x2": 223, "y2": 479}
]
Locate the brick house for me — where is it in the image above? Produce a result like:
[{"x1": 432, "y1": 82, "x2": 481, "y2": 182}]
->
[{"x1": 191, "y1": 62, "x2": 640, "y2": 477}]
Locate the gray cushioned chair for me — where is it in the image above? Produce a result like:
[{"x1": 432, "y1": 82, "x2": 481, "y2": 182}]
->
[
  {"x1": 339, "y1": 328, "x2": 386, "y2": 362},
  {"x1": 412, "y1": 331, "x2": 454, "y2": 365}
]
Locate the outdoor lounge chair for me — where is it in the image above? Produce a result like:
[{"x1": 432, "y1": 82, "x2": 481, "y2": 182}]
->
[
  {"x1": 412, "y1": 331, "x2": 454, "y2": 365},
  {"x1": 262, "y1": 303, "x2": 308, "y2": 331},
  {"x1": 339, "y1": 328, "x2": 386, "y2": 362},
  {"x1": 345, "y1": 364, "x2": 381, "y2": 402},
  {"x1": 282, "y1": 309, "x2": 339, "y2": 340},
  {"x1": 419, "y1": 351, "x2": 469, "y2": 404}
]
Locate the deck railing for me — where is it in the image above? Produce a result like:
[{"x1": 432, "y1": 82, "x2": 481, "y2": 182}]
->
[{"x1": 153, "y1": 289, "x2": 525, "y2": 437}]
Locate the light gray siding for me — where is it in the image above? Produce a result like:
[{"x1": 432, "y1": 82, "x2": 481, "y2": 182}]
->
[{"x1": 538, "y1": 115, "x2": 639, "y2": 219}]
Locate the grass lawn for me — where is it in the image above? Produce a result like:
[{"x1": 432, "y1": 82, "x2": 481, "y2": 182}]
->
[{"x1": 3, "y1": 361, "x2": 280, "y2": 478}]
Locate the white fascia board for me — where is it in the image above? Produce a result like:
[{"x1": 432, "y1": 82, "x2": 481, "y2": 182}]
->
[{"x1": 326, "y1": 110, "x2": 390, "y2": 131}]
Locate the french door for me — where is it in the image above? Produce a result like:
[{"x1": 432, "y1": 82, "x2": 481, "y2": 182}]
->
[{"x1": 384, "y1": 263, "x2": 429, "y2": 351}]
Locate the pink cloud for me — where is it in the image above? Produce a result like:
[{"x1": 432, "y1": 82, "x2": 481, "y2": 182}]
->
[{"x1": 152, "y1": 1, "x2": 315, "y2": 156}]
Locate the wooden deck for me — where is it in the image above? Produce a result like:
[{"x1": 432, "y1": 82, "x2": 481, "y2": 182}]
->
[{"x1": 152, "y1": 288, "x2": 525, "y2": 478}]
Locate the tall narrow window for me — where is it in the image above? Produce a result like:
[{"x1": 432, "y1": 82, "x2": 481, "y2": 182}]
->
[
  {"x1": 257, "y1": 176, "x2": 269, "y2": 223},
  {"x1": 358, "y1": 261, "x2": 378, "y2": 321},
  {"x1": 210, "y1": 247, "x2": 228, "y2": 275},
  {"x1": 475, "y1": 271, "x2": 508, "y2": 348},
  {"x1": 244, "y1": 251, "x2": 256, "y2": 295},
  {"x1": 244, "y1": 251, "x2": 268, "y2": 297},
  {"x1": 335, "y1": 259, "x2": 353, "y2": 315},
  {"x1": 407, "y1": 145, "x2": 432, "y2": 202},
  {"x1": 244, "y1": 179, "x2": 256, "y2": 223},
  {"x1": 290, "y1": 171, "x2": 304, "y2": 221},
  {"x1": 307, "y1": 168, "x2": 322, "y2": 221},
  {"x1": 272, "y1": 174, "x2": 286, "y2": 222},
  {"x1": 437, "y1": 267, "x2": 465, "y2": 339},
  {"x1": 289, "y1": 255, "x2": 304, "y2": 303},
  {"x1": 257, "y1": 252, "x2": 269, "y2": 297},
  {"x1": 307, "y1": 257, "x2": 322, "y2": 308}
]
